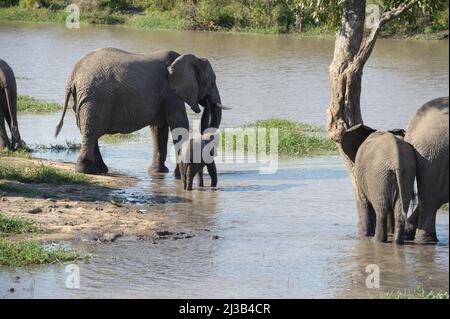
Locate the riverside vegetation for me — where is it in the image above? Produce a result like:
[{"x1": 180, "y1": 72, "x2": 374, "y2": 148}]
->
[
  {"x1": 0, "y1": 214, "x2": 79, "y2": 267},
  {"x1": 0, "y1": 1, "x2": 448, "y2": 38}
]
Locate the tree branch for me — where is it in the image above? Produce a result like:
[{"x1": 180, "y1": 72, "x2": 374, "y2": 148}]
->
[{"x1": 353, "y1": 0, "x2": 418, "y2": 71}]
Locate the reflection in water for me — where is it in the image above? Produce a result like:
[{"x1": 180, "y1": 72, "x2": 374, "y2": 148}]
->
[
  {"x1": 0, "y1": 22, "x2": 448, "y2": 298},
  {"x1": 332, "y1": 229, "x2": 449, "y2": 298}
]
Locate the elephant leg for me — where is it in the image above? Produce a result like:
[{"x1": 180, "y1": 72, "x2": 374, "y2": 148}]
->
[
  {"x1": 387, "y1": 211, "x2": 395, "y2": 235},
  {"x1": 206, "y1": 162, "x2": 218, "y2": 187},
  {"x1": 148, "y1": 123, "x2": 169, "y2": 174},
  {"x1": 179, "y1": 163, "x2": 187, "y2": 190},
  {"x1": 76, "y1": 135, "x2": 99, "y2": 174},
  {"x1": 186, "y1": 165, "x2": 195, "y2": 191},
  {"x1": 415, "y1": 198, "x2": 439, "y2": 244},
  {"x1": 173, "y1": 164, "x2": 181, "y2": 180},
  {"x1": 94, "y1": 141, "x2": 108, "y2": 174},
  {"x1": 164, "y1": 95, "x2": 189, "y2": 180},
  {"x1": 393, "y1": 200, "x2": 406, "y2": 245},
  {"x1": 356, "y1": 193, "x2": 375, "y2": 237},
  {"x1": 374, "y1": 208, "x2": 388, "y2": 243},
  {"x1": 198, "y1": 169, "x2": 204, "y2": 187},
  {"x1": 0, "y1": 110, "x2": 10, "y2": 149},
  {"x1": 405, "y1": 204, "x2": 419, "y2": 240}
]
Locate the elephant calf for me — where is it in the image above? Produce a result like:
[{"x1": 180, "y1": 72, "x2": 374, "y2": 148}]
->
[
  {"x1": 179, "y1": 133, "x2": 219, "y2": 191},
  {"x1": 353, "y1": 129, "x2": 416, "y2": 245}
]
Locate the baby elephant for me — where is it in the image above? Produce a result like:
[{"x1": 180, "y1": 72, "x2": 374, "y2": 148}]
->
[
  {"x1": 354, "y1": 129, "x2": 416, "y2": 245},
  {"x1": 179, "y1": 133, "x2": 219, "y2": 191}
]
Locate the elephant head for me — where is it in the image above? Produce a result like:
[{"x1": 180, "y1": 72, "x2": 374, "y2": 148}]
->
[
  {"x1": 341, "y1": 123, "x2": 377, "y2": 163},
  {"x1": 167, "y1": 54, "x2": 230, "y2": 133}
]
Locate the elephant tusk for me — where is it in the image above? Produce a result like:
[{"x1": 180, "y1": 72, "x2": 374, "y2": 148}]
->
[{"x1": 216, "y1": 103, "x2": 232, "y2": 110}]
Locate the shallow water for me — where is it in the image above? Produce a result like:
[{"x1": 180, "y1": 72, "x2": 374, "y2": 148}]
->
[{"x1": 0, "y1": 22, "x2": 448, "y2": 298}]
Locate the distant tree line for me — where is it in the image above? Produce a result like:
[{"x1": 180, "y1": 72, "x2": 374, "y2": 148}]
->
[{"x1": 1, "y1": 0, "x2": 448, "y2": 34}]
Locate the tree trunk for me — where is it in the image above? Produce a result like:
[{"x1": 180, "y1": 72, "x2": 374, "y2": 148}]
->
[
  {"x1": 326, "y1": 0, "x2": 366, "y2": 190},
  {"x1": 326, "y1": 0, "x2": 418, "y2": 191}
]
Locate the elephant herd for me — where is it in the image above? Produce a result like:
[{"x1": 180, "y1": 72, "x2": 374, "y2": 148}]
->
[
  {"x1": 342, "y1": 97, "x2": 449, "y2": 245},
  {"x1": 1, "y1": 48, "x2": 449, "y2": 245}
]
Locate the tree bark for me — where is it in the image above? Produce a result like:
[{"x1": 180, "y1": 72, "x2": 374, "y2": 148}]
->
[{"x1": 326, "y1": 0, "x2": 418, "y2": 190}]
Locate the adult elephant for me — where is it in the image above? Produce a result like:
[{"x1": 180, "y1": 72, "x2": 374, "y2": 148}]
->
[
  {"x1": 341, "y1": 125, "x2": 415, "y2": 245},
  {"x1": 0, "y1": 58, "x2": 22, "y2": 150},
  {"x1": 55, "y1": 48, "x2": 228, "y2": 174},
  {"x1": 404, "y1": 97, "x2": 449, "y2": 244}
]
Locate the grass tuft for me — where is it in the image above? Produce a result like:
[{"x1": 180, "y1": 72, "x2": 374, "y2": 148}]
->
[
  {"x1": 17, "y1": 95, "x2": 61, "y2": 113},
  {"x1": 0, "y1": 162, "x2": 90, "y2": 185},
  {"x1": 34, "y1": 140, "x2": 81, "y2": 152},
  {"x1": 0, "y1": 239, "x2": 79, "y2": 267},
  {"x1": 0, "y1": 214, "x2": 38, "y2": 235},
  {"x1": 0, "y1": 147, "x2": 32, "y2": 158},
  {"x1": 221, "y1": 119, "x2": 338, "y2": 157}
]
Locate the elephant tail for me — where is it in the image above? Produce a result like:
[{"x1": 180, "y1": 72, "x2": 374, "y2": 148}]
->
[
  {"x1": 55, "y1": 87, "x2": 72, "y2": 137},
  {"x1": 395, "y1": 169, "x2": 414, "y2": 218}
]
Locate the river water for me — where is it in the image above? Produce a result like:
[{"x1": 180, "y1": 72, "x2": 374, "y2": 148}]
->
[{"x1": 0, "y1": 22, "x2": 448, "y2": 298}]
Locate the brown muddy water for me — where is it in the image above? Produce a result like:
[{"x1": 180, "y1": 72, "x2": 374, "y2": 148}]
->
[{"x1": 0, "y1": 22, "x2": 448, "y2": 298}]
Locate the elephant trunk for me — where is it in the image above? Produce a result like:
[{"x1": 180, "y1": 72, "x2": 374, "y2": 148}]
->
[
  {"x1": 201, "y1": 100, "x2": 222, "y2": 133},
  {"x1": 210, "y1": 104, "x2": 222, "y2": 131}
]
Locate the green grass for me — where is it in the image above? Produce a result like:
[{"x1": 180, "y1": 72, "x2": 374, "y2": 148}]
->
[
  {"x1": 378, "y1": 286, "x2": 449, "y2": 299},
  {"x1": 1, "y1": 4, "x2": 447, "y2": 39},
  {"x1": 34, "y1": 140, "x2": 81, "y2": 152},
  {"x1": 0, "y1": 214, "x2": 38, "y2": 235},
  {"x1": 222, "y1": 119, "x2": 338, "y2": 157},
  {"x1": 0, "y1": 239, "x2": 79, "y2": 267},
  {"x1": 0, "y1": 213, "x2": 79, "y2": 267},
  {"x1": 0, "y1": 6, "x2": 125, "y2": 25},
  {"x1": 441, "y1": 203, "x2": 449, "y2": 211},
  {"x1": 0, "y1": 147, "x2": 32, "y2": 158},
  {"x1": 0, "y1": 162, "x2": 90, "y2": 185},
  {"x1": 128, "y1": 10, "x2": 187, "y2": 30},
  {"x1": 17, "y1": 95, "x2": 61, "y2": 113}
]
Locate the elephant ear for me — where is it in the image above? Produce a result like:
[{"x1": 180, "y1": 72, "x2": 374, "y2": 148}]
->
[
  {"x1": 341, "y1": 124, "x2": 377, "y2": 163},
  {"x1": 168, "y1": 54, "x2": 202, "y2": 113}
]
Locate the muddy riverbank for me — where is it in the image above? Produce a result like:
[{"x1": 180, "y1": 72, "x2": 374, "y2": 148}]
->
[{"x1": 0, "y1": 157, "x2": 174, "y2": 243}]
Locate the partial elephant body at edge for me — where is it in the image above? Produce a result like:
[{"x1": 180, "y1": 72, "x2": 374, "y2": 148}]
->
[{"x1": 404, "y1": 96, "x2": 449, "y2": 243}]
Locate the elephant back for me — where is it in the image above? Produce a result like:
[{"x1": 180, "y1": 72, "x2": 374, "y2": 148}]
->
[{"x1": 405, "y1": 97, "x2": 449, "y2": 162}]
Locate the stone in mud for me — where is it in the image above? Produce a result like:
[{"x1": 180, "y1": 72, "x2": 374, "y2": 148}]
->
[
  {"x1": 102, "y1": 233, "x2": 122, "y2": 242},
  {"x1": 28, "y1": 207, "x2": 42, "y2": 214},
  {"x1": 156, "y1": 231, "x2": 173, "y2": 237}
]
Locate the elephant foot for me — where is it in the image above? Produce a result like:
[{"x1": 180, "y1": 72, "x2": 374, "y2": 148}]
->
[
  {"x1": 148, "y1": 164, "x2": 169, "y2": 174},
  {"x1": 76, "y1": 159, "x2": 101, "y2": 175},
  {"x1": 404, "y1": 223, "x2": 417, "y2": 240},
  {"x1": 173, "y1": 165, "x2": 181, "y2": 180},
  {"x1": 415, "y1": 230, "x2": 438, "y2": 244}
]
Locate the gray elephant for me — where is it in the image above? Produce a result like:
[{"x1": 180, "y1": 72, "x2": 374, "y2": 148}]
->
[
  {"x1": 0, "y1": 59, "x2": 22, "y2": 150},
  {"x1": 342, "y1": 125, "x2": 416, "y2": 245},
  {"x1": 404, "y1": 97, "x2": 449, "y2": 244},
  {"x1": 55, "y1": 48, "x2": 228, "y2": 174},
  {"x1": 179, "y1": 133, "x2": 219, "y2": 191}
]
